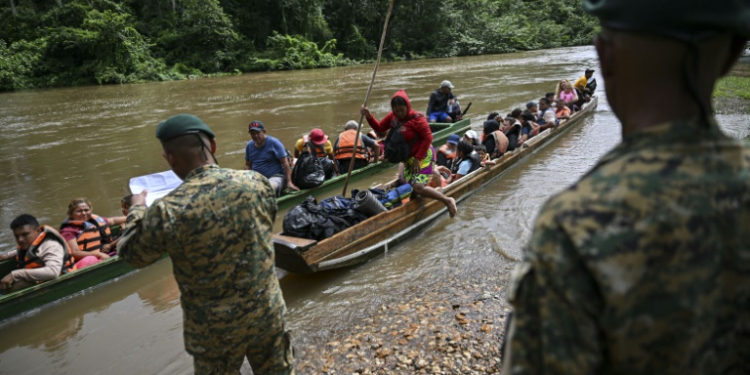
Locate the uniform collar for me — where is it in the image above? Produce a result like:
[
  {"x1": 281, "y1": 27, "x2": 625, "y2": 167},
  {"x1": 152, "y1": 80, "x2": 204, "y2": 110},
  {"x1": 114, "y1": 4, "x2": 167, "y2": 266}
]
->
[
  {"x1": 595, "y1": 117, "x2": 727, "y2": 168},
  {"x1": 184, "y1": 164, "x2": 219, "y2": 181}
]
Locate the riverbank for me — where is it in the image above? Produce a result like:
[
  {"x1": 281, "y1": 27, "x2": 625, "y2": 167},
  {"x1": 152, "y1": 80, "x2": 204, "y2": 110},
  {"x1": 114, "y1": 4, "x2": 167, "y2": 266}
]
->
[
  {"x1": 713, "y1": 58, "x2": 750, "y2": 114},
  {"x1": 294, "y1": 268, "x2": 511, "y2": 374}
]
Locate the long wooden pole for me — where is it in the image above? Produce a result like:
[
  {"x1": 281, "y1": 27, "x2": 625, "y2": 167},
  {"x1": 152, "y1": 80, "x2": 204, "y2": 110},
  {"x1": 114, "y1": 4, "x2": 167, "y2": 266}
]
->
[{"x1": 341, "y1": 0, "x2": 396, "y2": 196}]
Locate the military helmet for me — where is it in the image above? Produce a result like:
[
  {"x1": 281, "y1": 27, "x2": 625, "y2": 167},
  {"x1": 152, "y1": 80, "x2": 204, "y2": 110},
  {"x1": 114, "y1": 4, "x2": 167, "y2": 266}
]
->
[{"x1": 583, "y1": 0, "x2": 750, "y2": 39}]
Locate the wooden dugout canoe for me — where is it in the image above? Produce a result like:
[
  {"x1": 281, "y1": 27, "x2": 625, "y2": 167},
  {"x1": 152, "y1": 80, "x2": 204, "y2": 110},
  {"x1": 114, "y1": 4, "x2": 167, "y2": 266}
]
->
[
  {"x1": 275, "y1": 119, "x2": 472, "y2": 211},
  {"x1": 273, "y1": 97, "x2": 599, "y2": 274},
  {"x1": 0, "y1": 120, "x2": 471, "y2": 322}
]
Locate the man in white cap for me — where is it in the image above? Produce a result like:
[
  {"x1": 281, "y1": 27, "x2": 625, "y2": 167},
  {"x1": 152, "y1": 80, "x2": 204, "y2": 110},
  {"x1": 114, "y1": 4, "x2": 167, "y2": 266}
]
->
[{"x1": 426, "y1": 80, "x2": 459, "y2": 123}]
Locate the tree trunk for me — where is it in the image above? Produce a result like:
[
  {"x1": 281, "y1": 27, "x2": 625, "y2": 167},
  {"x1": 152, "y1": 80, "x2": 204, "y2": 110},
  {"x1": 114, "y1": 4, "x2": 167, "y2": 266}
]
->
[
  {"x1": 10, "y1": 0, "x2": 16, "y2": 16},
  {"x1": 171, "y1": 0, "x2": 176, "y2": 13}
]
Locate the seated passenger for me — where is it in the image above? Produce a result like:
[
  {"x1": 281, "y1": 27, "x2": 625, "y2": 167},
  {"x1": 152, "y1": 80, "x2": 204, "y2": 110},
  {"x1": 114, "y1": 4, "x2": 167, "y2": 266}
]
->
[
  {"x1": 482, "y1": 120, "x2": 509, "y2": 159},
  {"x1": 436, "y1": 141, "x2": 481, "y2": 185},
  {"x1": 503, "y1": 116, "x2": 522, "y2": 152},
  {"x1": 426, "y1": 80, "x2": 458, "y2": 123},
  {"x1": 463, "y1": 130, "x2": 480, "y2": 147},
  {"x1": 573, "y1": 69, "x2": 595, "y2": 97},
  {"x1": 121, "y1": 194, "x2": 133, "y2": 216},
  {"x1": 59, "y1": 198, "x2": 126, "y2": 269},
  {"x1": 555, "y1": 99, "x2": 572, "y2": 120},
  {"x1": 545, "y1": 92, "x2": 556, "y2": 107},
  {"x1": 245, "y1": 120, "x2": 298, "y2": 195},
  {"x1": 474, "y1": 145, "x2": 497, "y2": 167},
  {"x1": 537, "y1": 98, "x2": 559, "y2": 131},
  {"x1": 556, "y1": 79, "x2": 580, "y2": 110},
  {"x1": 334, "y1": 121, "x2": 380, "y2": 173},
  {"x1": 294, "y1": 128, "x2": 338, "y2": 179},
  {"x1": 524, "y1": 102, "x2": 539, "y2": 121},
  {"x1": 436, "y1": 134, "x2": 460, "y2": 169},
  {"x1": 0, "y1": 214, "x2": 75, "y2": 294}
]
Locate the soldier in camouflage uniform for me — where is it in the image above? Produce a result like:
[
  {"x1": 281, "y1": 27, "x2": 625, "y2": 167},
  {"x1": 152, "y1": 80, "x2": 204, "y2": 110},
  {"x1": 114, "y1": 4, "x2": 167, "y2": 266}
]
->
[
  {"x1": 117, "y1": 114, "x2": 294, "y2": 375},
  {"x1": 502, "y1": 1, "x2": 750, "y2": 374}
]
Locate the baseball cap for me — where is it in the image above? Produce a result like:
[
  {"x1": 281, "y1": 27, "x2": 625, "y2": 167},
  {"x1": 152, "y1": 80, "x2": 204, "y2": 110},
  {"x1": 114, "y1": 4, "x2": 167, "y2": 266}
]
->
[
  {"x1": 585, "y1": 69, "x2": 595, "y2": 74},
  {"x1": 447, "y1": 134, "x2": 460, "y2": 145},
  {"x1": 464, "y1": 130, "x2": 478, "y2": 139},
  {"x1": 156, "y1": 114, "x2": 215, "y2": 142},
  {"x1": 309, "y1": 129, "x2": 328, "y2": 145},
  {"x1": 526, "y1": 101, "x2": 537, "y2": 109},
  {"x1": 440, "y1": 80, "x2": 455, "y2": 89},
  {"x1": 248, "y1": 120, "x2": 265, "y2": 132}
]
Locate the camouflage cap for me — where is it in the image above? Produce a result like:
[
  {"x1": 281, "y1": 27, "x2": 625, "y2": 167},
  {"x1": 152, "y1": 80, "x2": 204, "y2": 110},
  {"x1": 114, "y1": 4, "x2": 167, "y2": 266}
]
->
[
  {"x1": 156, "y1": 114, "x2": 215, "y2": 142},
  {"x1": 583, "y1": 0, "x2": 750, "y2": 39}
]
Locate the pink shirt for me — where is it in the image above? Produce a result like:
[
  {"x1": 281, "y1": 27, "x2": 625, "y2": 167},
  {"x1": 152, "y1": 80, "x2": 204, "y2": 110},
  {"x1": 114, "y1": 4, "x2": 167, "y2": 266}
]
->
[{"x1": 559, "y1": 91, "x2": 576, "y2": 103}]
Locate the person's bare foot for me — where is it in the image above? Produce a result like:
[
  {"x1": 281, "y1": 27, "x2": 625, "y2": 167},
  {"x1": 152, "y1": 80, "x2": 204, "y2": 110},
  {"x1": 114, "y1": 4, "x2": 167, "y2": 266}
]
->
[{"x1": 447, "y1": 197, "x2": 457, "y2": 218}]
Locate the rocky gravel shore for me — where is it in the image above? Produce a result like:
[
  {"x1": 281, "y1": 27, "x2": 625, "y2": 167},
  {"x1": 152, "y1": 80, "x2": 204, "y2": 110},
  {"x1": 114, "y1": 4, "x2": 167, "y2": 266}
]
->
[{"x1": 293, "y1": 274, "x2": 512, "y2": 374}]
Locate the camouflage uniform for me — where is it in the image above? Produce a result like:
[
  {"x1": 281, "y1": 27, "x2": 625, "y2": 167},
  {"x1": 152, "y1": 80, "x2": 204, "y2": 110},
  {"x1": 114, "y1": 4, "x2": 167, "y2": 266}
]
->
[
  {"x1": 503, "y1": 119, "x2": 750, "y2": 374},
  {"x1": 118, "y1": 165, "x2": 294, "y2": 375}
]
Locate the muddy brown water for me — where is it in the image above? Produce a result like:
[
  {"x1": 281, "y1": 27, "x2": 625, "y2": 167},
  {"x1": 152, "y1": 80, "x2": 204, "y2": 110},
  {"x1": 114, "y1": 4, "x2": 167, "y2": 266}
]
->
[{"x1": 0, "y1": 46, "x2": 747, "y2": 374}]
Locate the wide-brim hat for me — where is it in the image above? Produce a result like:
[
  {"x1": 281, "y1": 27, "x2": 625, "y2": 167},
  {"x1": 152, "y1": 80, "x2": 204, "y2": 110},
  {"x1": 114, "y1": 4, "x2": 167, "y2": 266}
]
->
[{"x1": 309, "y1": 128, "x2": 328, "y2": 145}]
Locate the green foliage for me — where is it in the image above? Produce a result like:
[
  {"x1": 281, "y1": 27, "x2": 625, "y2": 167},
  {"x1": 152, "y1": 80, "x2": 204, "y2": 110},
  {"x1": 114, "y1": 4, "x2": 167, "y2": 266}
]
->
[
  {"x1": 244, "y1": 33, "x2": 351, "y2": 71},
  {"x1": 714, "y1": 76, "x2": 750, "y2": 100},
  {"x1": 0, "y1": 0, "x2": 599, "y2": 91}
]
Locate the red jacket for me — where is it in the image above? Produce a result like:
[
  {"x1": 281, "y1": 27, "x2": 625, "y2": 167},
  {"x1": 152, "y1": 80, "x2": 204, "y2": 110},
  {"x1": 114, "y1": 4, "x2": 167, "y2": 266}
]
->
[{"x1": 366, "y1": 90, "x2": 433, "y2": 160}]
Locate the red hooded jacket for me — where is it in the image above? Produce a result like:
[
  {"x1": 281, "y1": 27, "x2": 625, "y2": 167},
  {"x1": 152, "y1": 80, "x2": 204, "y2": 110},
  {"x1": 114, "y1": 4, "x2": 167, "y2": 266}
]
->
[{"x1": 366, "y1": 90, "x2": 433, "y2": 160}]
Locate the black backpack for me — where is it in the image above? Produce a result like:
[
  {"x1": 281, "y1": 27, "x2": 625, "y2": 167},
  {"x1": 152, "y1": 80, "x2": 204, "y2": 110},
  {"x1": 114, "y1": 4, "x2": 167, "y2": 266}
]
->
[
  {"x1": 292, "y1": 142, "x2": 325, "y2": 189},
  {"x1": 384, "y1": 115, "x2": 419, "y2": 163}
]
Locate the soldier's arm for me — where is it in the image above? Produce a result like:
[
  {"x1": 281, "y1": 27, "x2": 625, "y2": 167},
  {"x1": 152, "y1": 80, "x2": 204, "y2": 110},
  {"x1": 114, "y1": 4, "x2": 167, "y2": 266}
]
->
[
  {"x1": 117, "y1": 203, "x2": 169, "y2": 268},
  {"x1": 503, "y1": 213, "x2": 604, "y2": 374}
]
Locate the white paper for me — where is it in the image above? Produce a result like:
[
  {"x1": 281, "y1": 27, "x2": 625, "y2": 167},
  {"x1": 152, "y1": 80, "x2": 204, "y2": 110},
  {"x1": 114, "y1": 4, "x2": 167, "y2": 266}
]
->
[{"x1": 129, "y1": 170, "x2": 183, "y2": 207}]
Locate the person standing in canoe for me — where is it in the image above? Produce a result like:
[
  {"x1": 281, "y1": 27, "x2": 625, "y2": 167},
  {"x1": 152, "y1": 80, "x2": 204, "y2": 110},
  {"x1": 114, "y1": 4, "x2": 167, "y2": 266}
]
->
[
  {"x1": 361, "y1": 90, "x2": 458, "y2": 217},
  {"x1": 502, "y1": 0, "x2": 750, "y2": 373},
  {"x1": 117, "y1": 114, "x2": 294, "y2": 375}
]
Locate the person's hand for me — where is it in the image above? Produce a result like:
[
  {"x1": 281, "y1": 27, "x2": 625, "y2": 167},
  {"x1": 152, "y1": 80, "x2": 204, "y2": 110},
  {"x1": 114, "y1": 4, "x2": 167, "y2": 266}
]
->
[
  {"x1": 287, "y1": 182, "x2": 300, "y2": 192},
  {"x1": 412, "y1": 159, "x2": 422, "y2": 175},
  {"x1": 131, "y1": 190, "x2": 147, "y2": 207},
  {"x1": 101, "y1": 243, "x2": 114, "y2": 254},
  {"x1": 360, "y1": 106, "x2": 371, "y2": 118},
  {"x1": 0, "y1": 274, "x2": 14, "y2": 290},
  {"x1": 96, "y1": 252, "x2": 111, "y2": 260}
]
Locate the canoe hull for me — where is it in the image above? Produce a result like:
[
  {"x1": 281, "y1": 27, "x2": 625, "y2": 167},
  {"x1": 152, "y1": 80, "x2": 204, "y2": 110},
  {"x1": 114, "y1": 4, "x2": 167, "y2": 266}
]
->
[{"x1": 274, "y1": 97, "x2": 599, "y2": 273}]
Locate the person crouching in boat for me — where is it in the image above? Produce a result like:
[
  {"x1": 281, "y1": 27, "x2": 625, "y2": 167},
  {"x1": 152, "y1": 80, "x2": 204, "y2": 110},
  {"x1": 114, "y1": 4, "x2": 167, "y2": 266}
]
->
[
  {"x1": 59, "y1": 198, "x2": 126, "y2": 269},
  {"x1": 361, "y1": 90, "x2": 458, "y2": 217},
  {"x1": 436, "y1": 134, "x2": 460, "y2": 170},
  {"x1": 0, "y1": 214, "x2": 76, "y2": 294}
]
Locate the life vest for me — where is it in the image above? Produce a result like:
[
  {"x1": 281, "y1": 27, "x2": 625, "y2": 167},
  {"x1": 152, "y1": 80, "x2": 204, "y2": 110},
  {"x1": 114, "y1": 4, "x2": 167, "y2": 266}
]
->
[
  {"x1": 16, "y1": 225, "x2": 76, "y2": 274},
  {"x1": 450, "y1": 153, "x2": 481, "y2": 176},
  {"x1": 60, "y1": 214, "x2": 112, "y2": 253},
  {"x1": 335, "y1": 129, "x2": 368, "y2": 160},
  {"x1": 482, "y1": 130, "x2": 508, "y2": 158},
  {"x1": 302, "y1": 136, "x2": 327, "y2": 157},
  {"x1": 437, "y1": 144, "x2": 456, "y2": 161}
]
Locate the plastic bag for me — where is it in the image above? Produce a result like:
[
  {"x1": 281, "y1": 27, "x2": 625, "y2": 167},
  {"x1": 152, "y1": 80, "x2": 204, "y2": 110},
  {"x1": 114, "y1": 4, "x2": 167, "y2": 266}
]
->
[{"x1": 292, "y1": 143, "x2": 325, "y2": 189}]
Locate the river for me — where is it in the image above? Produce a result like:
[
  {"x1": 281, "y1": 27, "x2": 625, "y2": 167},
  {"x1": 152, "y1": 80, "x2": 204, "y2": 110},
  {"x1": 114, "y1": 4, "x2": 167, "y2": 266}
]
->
[{"x1": 0, "y1": 46, "x2": 747, "y2": 374}]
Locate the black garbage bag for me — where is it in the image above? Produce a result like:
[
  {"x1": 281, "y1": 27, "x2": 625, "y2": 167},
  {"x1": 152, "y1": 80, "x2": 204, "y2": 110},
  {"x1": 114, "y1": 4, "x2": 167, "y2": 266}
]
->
[
  {"x1": 283, "y1": 196, "x2": 369, "y2": 241},
  {"x1": 292, "y1": 142, "x2": 325, "y2": 189}
]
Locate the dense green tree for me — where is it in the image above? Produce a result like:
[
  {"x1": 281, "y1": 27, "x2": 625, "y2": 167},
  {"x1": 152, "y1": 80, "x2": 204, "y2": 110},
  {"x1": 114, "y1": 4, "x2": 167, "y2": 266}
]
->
[{"x1": 0, "y1": 0, "x2": 599, "y2": 91}]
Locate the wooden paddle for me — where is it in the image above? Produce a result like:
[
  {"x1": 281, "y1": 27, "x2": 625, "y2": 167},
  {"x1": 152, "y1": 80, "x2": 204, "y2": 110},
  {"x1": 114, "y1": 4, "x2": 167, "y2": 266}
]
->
[{"x1": 341, "y1": 0, "x2": 396, "y2": 197}]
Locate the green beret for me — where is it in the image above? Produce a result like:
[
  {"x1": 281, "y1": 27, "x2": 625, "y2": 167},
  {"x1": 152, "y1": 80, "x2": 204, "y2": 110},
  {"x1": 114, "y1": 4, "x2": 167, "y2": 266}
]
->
[
  {"x1": 156, "y1": 114, "x2": 215, "y2": 142},
  {"x1": 584, "y1": 0, "x2": 750, "y2": 39}
]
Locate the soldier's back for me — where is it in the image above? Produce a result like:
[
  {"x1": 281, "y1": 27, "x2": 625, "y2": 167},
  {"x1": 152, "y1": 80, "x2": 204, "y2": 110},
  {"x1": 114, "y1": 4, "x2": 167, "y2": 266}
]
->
[{"x1": 533, "y1": 119, "x2": 750, "y2": 373}]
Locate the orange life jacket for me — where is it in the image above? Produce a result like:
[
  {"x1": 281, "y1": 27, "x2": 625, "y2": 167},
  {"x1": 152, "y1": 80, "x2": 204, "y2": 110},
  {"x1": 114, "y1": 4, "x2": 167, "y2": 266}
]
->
[
  {"x1": 16, "y1": 225, "x2": 76, "y2": 274},
  {"x1": 335, "y1": 129, "x2": 368, "y2": 160},
  {"x1": 60, "y1": 214, "x2": 112, "y2": 253},
  {"x1": 437, "y1": 144, "x2": 457, "y2": 160},
  {"x1": 302, "y1": 136, "x2": 327, "y2": 157}
]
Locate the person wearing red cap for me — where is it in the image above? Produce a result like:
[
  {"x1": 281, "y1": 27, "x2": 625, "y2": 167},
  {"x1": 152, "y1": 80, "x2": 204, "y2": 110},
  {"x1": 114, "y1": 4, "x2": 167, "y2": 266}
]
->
[{"x1": 293, "y1": 128, "x2": 338, "y2": 178}]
